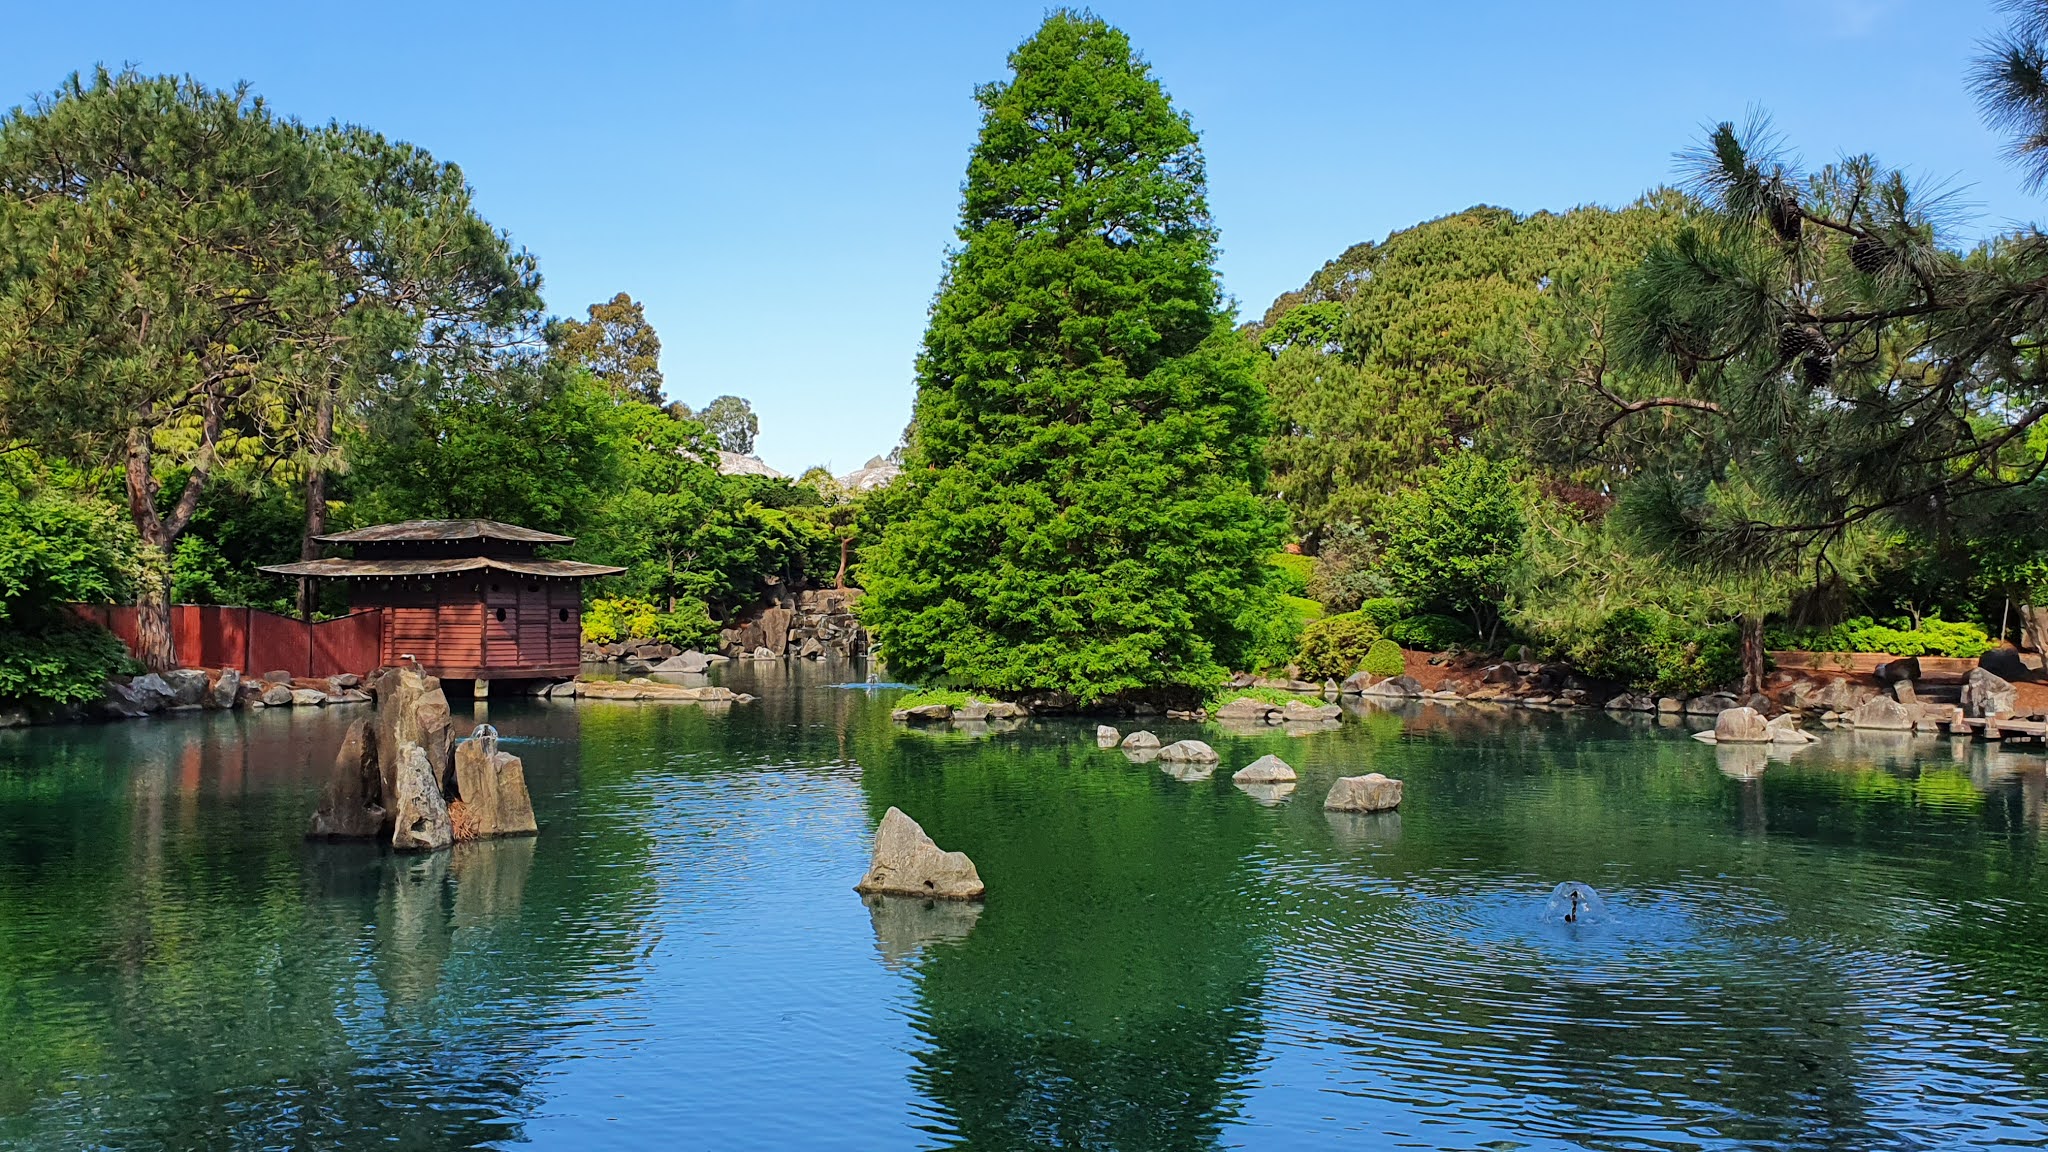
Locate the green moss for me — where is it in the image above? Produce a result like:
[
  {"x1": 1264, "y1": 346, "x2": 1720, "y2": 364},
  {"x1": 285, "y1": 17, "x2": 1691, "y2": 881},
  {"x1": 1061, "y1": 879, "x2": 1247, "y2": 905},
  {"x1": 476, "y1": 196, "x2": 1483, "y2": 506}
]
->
[
  {"x1": 893, "y1": 688, "x2": 989, "y2": 710},
  {"x1": 1212, "y1": 685, "x2": 1324, "y2": 707}
]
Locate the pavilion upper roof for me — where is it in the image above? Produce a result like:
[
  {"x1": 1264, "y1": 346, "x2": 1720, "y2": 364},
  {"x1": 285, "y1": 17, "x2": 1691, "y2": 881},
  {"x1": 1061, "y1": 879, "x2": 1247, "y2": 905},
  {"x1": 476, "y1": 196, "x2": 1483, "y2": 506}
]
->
[
  {"x1": 257, "y1": 556, "x2": 626, "y2": 580},
  {"x1": 313, "y1": 519, "x2": 574, "y2": 545}
]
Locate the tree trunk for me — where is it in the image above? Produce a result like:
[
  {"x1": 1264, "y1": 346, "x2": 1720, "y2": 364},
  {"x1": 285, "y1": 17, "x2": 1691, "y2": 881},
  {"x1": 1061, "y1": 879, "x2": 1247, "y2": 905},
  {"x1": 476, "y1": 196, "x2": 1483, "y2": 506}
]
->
[
  {"x1": 297, "y1": 383, "x2": 336, "y2": 621},
  {"x1": 836, "y1": 536, "x2": 852, "y2": 590},
  {"x1": 2022, "y1": 604, "x2": 2048, "y2": 655},
  {"x1": 1740, "y1": 613, "x2": 1766, "y2": 697},
  {"x1": 124, "y1": 428, "x2": 178, "y2": 672}
]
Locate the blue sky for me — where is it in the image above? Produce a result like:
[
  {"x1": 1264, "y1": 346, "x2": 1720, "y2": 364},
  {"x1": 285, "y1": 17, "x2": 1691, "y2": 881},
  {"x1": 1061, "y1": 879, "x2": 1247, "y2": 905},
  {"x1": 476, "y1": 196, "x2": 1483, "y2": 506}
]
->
[{"x1": 3, "y1": 1, "x2": 2034, "y2": 474}]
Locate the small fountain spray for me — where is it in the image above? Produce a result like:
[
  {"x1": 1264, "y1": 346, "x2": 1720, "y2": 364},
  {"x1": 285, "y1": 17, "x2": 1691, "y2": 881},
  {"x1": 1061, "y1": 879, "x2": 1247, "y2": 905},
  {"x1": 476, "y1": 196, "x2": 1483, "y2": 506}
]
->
[{"x1": 1542, "y1": 881, "x2": 1607, "y2": 927}]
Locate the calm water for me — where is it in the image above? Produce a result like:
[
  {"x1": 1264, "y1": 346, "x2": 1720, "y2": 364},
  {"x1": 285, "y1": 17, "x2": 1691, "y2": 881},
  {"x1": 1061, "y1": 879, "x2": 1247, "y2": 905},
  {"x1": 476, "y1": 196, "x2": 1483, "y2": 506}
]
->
[{"x1": 3, "y1": 661, "x2": 2047, "y2": 1150}]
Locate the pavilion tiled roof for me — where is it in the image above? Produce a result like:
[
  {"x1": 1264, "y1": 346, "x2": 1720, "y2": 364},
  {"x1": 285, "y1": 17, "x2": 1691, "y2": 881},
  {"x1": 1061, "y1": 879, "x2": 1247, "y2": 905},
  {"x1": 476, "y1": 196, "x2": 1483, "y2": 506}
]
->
[{"x1": 312, "y1": 519, "x2": 574, "y2": 545}]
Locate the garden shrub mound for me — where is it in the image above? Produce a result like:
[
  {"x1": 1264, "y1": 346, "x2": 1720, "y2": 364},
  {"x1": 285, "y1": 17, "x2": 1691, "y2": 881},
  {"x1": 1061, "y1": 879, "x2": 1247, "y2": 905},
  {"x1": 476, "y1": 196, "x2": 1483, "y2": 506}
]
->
[
  {"x1": 1297, "y1": 612, "x2": 1380, "y2": 681},
  {"x1": 1767, "y1": 616, "x2": 1994, "y2": 660},
  {"x1": 1360, "y1": 639, "x2": 1406, "y2": 679}
]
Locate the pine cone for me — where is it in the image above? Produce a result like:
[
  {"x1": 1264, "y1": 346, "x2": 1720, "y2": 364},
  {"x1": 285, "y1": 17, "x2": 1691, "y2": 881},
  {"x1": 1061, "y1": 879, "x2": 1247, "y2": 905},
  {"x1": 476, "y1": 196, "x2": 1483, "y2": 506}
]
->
[
  {"x1": 1766, "y1": 190, "x2": 1803, "y2": 243},
  {"x1": 1849, "y1": 237, "x2": 1890, "y2": 275},
  {"x1": 1778, "y1": 324, "x2": 1829, "y2": 362},
  {"x1": 1802, "y1": 353, "x2": 1835, "y2": 389}
]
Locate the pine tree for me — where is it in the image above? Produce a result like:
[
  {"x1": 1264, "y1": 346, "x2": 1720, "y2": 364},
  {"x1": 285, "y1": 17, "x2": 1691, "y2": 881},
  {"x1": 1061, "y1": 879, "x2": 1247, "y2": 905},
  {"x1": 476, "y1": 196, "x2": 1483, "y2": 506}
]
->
[{"x1": 860, "y1": 11, "x2": 1282, "y2": 704}]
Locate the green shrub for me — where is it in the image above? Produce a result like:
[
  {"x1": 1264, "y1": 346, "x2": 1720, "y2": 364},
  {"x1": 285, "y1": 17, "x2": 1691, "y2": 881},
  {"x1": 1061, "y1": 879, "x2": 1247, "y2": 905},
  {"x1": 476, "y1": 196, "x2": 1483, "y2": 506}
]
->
[
  {"x1": 1568, "y1": 609, "x2": 1740, "y2": 696},
  {"x1": 1268, "y1": 552, "x2": 1316, "y2": 599},
  {"x1": 1382, "y1": 614, "x2": 1474, "y2": 651},
  {"x1": 1215, "y1": 685, "x2": 1323, "y2": 707},
  {"x1": 583, "y1": 596, "x2": 718, "y2": 648},
  {"x1": 1354, "y1": 597, "x2": 1413, "y2": 630},
  {"x1": 1766, "y1": 616, "x2": 1993, "y2": 659},
  {"x1": 1245, "y1": 595, "x2": 1325, "y2": 673},
  {"x1": 1360, "y1": 638, "x2": 1406, "y2": 678},
  {"x1": 0, "y1": 617, "x2": 136, "y2": 707},
  {"x1": 1296, "y1": 612, "x2": 1380, "y2": 680}
]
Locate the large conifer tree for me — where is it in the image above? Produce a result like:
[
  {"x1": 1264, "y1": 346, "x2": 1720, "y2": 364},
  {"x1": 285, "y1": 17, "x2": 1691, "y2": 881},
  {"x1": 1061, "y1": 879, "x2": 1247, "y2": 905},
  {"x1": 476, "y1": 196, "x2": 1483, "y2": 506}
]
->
[{"x1": 861, "y1": 11, "x2": 1281, "y2": 703}]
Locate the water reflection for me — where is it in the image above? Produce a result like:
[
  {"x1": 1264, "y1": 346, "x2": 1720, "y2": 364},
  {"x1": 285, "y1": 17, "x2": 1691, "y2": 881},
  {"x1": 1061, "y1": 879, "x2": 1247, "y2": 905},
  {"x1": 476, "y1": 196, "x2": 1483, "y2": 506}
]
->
[{"x1": 2, "y1": 663, "x2": 2047, "y2": 1148}]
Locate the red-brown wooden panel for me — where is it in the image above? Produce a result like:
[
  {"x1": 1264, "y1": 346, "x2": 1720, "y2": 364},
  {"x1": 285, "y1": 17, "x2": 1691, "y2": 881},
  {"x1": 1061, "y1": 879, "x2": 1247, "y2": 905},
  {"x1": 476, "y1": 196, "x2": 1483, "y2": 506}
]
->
[{"x1": 310, "y1": 612, "x2": 381, "y2": 677}]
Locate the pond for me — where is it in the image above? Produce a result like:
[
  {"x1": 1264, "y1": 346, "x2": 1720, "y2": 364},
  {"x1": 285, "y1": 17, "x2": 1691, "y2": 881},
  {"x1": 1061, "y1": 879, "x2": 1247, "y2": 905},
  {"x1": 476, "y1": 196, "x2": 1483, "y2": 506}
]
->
[{"x1": 2, "y1": 659, "x2": 2046, "y2": 1150}]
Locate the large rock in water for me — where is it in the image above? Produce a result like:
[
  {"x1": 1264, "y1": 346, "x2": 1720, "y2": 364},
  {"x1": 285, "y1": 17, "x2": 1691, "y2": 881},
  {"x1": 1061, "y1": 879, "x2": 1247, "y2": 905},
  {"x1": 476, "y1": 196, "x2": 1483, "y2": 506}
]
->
[
  {"x1": 1325, "y1": 773, "x2": 1403, "y2": 812},
  {"x1": 1157, "y1": 739, "x2": 1219, "y2": 763},
  {"x1": 449, "y1": 727, "x2": 537, "y2": 840},
  {"x1": 1282, "y1": 699, "x2": 1342, "y2": 722},
  {"x1": 374, "y1": 667, "x2": 454, "y2": 800},
  {"x1": 1215, "y1": 697, "x2": 1280, "y2": 722},
  {"x1": 1231, "y1": 754, "x2": 1297, "y2": 783},
  {"x1": 308, "y1": 717, "x2": 387, "y2": 839},
  {"x1": 1096, "y1": 725, "x2": 1121, "y2": 748},
  {"x1": 1713, "y1": 707, "x2": 1772, "y2": 744},
  {"x1": 1121, "y1": 730, "x2": 1160, "y2": 749},
  {"x1": 1961, "y1": 667, "x2": 2019, "y2": 719},
  {"x1": 389, "y1": 742, "x2": 453, "y2": 852},
  {"x1": 853, "y1": 807, "x2": 984, "y2": 900},
  {"x1": 104, "y1": 673, "x2": 176, "y2": 717}
]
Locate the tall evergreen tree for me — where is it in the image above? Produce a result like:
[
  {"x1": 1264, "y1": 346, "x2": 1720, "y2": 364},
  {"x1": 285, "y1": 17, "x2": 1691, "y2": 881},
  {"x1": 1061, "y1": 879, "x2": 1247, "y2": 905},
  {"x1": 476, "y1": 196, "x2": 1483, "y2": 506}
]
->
[{"x1": 861, "y1": 11, "x2": 1281, "y2": 703}]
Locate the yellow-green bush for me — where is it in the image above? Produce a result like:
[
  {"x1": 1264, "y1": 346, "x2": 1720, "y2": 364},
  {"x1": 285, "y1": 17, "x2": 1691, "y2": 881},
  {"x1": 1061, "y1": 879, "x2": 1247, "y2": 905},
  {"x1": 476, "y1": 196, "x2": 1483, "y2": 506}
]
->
[
  {"x1": 583, "y1": 596, "x2": 717, "y2": 648},
  {"x1": 1361, "y1": 638, "x2": 1406, "y2": 678},
  {"x1": 1296, "y1": 612, "x2": 1380, "y2": 681}
]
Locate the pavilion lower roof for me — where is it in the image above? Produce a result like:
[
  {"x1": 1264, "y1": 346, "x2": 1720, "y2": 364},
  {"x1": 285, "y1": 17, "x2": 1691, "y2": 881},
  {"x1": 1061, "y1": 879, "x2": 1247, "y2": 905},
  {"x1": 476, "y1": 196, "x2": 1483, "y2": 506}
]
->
[{"x1": 258, "y1": 557, "x2": 626, "y2": 579}]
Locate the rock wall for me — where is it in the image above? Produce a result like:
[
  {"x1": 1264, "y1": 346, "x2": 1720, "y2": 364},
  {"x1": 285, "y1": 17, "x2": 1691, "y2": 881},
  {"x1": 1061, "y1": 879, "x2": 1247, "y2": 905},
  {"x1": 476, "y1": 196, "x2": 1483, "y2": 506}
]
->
[{"x1": 717, "y1": 588, "x2": 869, "y2": 660}]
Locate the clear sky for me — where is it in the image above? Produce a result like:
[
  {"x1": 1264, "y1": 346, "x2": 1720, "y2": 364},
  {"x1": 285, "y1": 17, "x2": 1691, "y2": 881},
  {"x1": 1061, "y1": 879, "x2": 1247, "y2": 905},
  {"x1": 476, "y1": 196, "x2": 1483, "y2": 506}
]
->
[{"x1": 2, "y1": 1, "x2": 2033, "y2": 474}]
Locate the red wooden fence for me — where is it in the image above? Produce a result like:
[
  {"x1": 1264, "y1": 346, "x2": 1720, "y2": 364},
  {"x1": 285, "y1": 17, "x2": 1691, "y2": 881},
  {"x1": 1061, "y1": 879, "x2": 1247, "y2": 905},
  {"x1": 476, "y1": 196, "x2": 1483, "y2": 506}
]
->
[{"x1": 73, "y1": 604, "x2": 385, "y2": 678}]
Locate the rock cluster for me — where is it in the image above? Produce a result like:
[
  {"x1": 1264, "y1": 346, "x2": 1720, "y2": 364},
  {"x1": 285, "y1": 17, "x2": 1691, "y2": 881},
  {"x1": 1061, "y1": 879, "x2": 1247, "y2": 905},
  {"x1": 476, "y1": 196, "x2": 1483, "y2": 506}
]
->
[
  {"x1": 888, "y1": 699, "x2": 1027, "y2": 723},
  {"x1": 713, "y1": 587, "x2": 872, "y2": 661},
  {"x1": 854, "y1": 808, "x2": 984, "y2": 900},
  {"x1": 576, "y1": 679, "x2": 756, "y2": 703},
  {"x1": 309, "y1": 668, "x2": 538, "y2": 853}
]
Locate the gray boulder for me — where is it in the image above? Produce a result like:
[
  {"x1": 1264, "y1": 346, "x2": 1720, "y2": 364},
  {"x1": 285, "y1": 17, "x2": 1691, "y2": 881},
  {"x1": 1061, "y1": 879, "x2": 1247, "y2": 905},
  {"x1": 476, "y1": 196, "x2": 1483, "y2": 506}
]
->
[
  {"x1": 1096, "y1": 725, "x2": 1121, "y2": 749},
  {"x1": 1767, "y1": 713, "x2": 1816, "y2": 744},
  {"x1": 1325, "y1": 773, "x2": 1403, "y2": 813},
  {"x1": 1157, "y1": 739, "x2": 1219, "y2": 763},
  {"x1": 1121, "y1": 730, "x2": 1160, "y2": 749},
  {"x1": 291, "y1": 688, "x2": 328, "y2": 707},
  {"x1": 260, "y1": 684, "x2": 295, "y2": 707},
  {"x1": 163, "y1": 669, "x2": 210, "y2": 708},
  {"x1": 891, "y1": 703, "x2": 953, "y2": 723},
  {"x1": 1962, "y1": 667, "x2": 2019, "y2": 719},
  {"x1": 450, "y1": 727, "x2": 537, "y2": 840},
  {"x1": 330, "y1": 673, "x2": 361, "y2": 690},
  {"x1": 1231, "y1": 754, "x2": 1297, "y2": 783},
  {"x1": 308, "y1": 717, "x2": 386, "y2": 840},
  {"x1": 1875, "y1": 656, "x2": 1922, "y2": 685},
  {"x1": 204, "y1": 668, "x2": 241, "y2": 710},
  {"x1": 262, "y1": 670, "x2": 294, "y2": 684},
  {"x1": 1685, "y1": 693, "x2": 1740, "y2": 716},
  {"x1": 1713, "y1": 707, "x2": 1772, "y2": 744},
  {"x1": 389, "y1": 742, "x2": 453, "y2": 852},
  {"x1": 1848, "y1": 696, "x2": 1914, "y2": 731},
  {"x1": 1656, "y1": 697, "x2": 1683, "y2": 714},
  {"x1": 1362, "y1": 676, "x2": 1422, "y2": 698},
  {"x1": 952, "y1": 700, "x2": 991, "y2": 722},
  {"x1": 853, "y1": 807, "x2": 984, "y2": 900},
  {"x1": 649, "y1": 652, "x2": 712, "y2": 674},
  {"x1": 984, "y1": 701, "x2": 1029, "y2": 719},
  {"x1": 105, "y1": 673, "x2": 176, "y2": 717}
]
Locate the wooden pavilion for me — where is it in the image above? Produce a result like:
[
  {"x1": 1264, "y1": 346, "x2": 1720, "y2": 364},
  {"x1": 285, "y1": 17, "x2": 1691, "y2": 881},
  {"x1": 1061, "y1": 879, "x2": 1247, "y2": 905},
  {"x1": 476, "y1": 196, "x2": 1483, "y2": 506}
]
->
[{"x1": 262, "y1": 519, "x2": 622, "y2": 684}]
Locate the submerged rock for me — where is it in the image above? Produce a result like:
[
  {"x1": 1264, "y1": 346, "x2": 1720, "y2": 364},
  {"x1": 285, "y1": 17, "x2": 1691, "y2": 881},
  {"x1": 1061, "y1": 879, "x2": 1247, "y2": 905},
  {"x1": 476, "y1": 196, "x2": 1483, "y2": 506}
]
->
[
  {"x1": 389, "y1": 742, "x2": 453, "y2": 853},
  {"x1": 1096, "y1": 725, "x2": 1121, "y2": 748},
  {"x1": 1325, "y1": 773, "x2": 1403, "y2": 812},
  {"x1": 1121, "y1": 730, "x2": 1160, "y2": 749},
  {"x1": 308, "y1": 717, "x2": 387, "y2": 840},
  {"x1": 449, "y1": 726, "x2": 537, "y2": 841},
  {"x1": 854, "y1": 808, "x2": 984, "y2": 900},
  {"x1": 1231, "y1": 754, "x2": 1297, "y2": 783}
]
